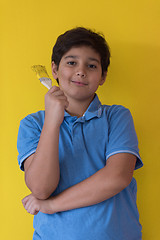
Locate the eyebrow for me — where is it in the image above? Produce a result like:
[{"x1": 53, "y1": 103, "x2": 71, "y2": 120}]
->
[{"x1": 64, "y1": 55, "x2": 100, "y2": 63}]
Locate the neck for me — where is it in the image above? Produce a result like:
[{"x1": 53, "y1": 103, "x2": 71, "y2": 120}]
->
[{"x1": 65, "y1": 95, "x2": 95, "y2": 118}]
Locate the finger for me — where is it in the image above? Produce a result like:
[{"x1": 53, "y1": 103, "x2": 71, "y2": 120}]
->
[
  {"x1": 27, "y1": 202, "x2": 35, "y2": 215},
  {"x1": 22, "y1": 193, "x2": 33, "y2": 202},
  {"x1": 23, "y1": 194, "x2": 35, "y2": 209},
  {"x1": 22, "y1": 195, "x2": 31, "y2": 206},
  {"x1": 48, "y1": 85, "x2": 60, "y2": 93},
  {"x1": 52, "y1": 89, "x2": 65, "y2": 97},
  {"x1": 33, "y1": 210, "x2": 39, "y2": 215},
  {"x1": 56, "y1": 97, "x2": 69, "y2": 108},
  {"x1": 55, "y1": 95, "x2": 68, "y2": 101},
  {"x1": 23, "y1": 197, "x2": 32, "y2": 211},
  {"x1": 28, "y1": 202, "x2": 40, "y2": 215},
  {"x1": 23, "y1": 199, "x2": 34, "y2": 214},
  {"x1": 27, "y1": 197, "x2": 40, "y2": 213}
]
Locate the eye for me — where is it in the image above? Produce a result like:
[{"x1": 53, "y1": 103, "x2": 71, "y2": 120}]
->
[
  {"x1": 88, "y1": 64, "x2": 97, "y2": 69},
  {"x1": 67, "y1": 61, "x2": 76, "y2": 66}
]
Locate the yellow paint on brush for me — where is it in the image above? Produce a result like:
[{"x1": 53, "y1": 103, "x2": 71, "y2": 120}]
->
[{"x1": 31, "y1": 65, "x2": 52, "y2": 89}]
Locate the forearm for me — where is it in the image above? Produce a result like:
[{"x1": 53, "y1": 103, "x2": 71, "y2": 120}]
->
[
  {"x1": 50, "y1": 166, "x2": 128, "y2": 213},
  {"x1": 25, "y1": 121, "x2": 60, "y2": 199},
  {"x1": 22, "y1": 154, "x2": 136, "y2": 214},
  {"x1": 22, "y1": 167, "x2": 127, "y2": 215}
]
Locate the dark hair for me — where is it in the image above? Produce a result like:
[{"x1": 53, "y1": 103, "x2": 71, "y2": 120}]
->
[{"x1": 51, "y1": 27, "x2": 111, "y2": 82}]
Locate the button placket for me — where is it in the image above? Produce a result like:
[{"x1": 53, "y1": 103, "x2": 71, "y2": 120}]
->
[
  {"x1": 71, "y1": 124, "x2": 74, "y2": 141},
  {"x1": 71, "y1": 117, "x2": 85, "y2": 144}
]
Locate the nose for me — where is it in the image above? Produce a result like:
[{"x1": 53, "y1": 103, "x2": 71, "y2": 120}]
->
[
  {"x1": 76, "y1": 68, "x2": 86, "y2": 78},
  {"x1": 76, "y1": 72, "x2": 86, "y2": 78}
]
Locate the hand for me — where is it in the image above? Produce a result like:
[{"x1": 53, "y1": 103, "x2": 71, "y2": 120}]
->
[
  {"x1": 45, "y1": 86, "x2": 69, "y2": 128},
  {"x1": 22, "y1": 194, "x2": 54, "y2": 215}
]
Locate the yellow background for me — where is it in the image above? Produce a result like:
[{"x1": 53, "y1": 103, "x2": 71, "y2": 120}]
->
[{"x1": 1, "y1": 0, "x2": 160, "y2": 239}]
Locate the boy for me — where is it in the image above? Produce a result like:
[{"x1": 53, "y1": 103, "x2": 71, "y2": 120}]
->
[{"x1": 17, "y1": 27, "x2": 143, "y2": 239}]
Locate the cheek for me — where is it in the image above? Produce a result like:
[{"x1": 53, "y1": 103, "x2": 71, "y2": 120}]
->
[
  {"x1": 92, "y1": 73, "x2": 102, "y2": 85},
  {"x1": 58, "y1": 68, "x2": 71, "y2": 80}
]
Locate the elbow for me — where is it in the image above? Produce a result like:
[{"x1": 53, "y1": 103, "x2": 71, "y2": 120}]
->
[
  {"x1": 31, "y1": 190, "x2": 52, "y2": 200},
  {"x1": 119, "y1": 176, "x2": 132, "y2": 191},
  {"x1": 108, "y1": 174, "x2": 133, "y2": 195},
  {"x1": 30, "y1": 183, "x2": 59, "y2": 200},
  {"x1": 25, "y1": 176, "x2": 60, "y2": 200}
]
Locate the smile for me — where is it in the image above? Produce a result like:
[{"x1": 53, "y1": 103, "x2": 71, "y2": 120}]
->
[{"x1": 71, "y1": 80, "x2": 88, "y2": 86}]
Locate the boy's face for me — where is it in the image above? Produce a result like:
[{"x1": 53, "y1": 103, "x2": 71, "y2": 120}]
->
[{"x1": 51, "y1": 46, "x2": 106, "y2": 103}]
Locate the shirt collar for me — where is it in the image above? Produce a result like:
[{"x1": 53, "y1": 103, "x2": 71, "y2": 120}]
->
[{"x1": 64, "y1": 94, "x2": 102, "y2": 121}]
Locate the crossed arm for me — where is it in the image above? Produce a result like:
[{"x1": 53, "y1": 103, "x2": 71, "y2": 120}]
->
[
  {"x1": 21, "y1": 87, "x2": 137, "y2": 215},
  {"x1": 22, "y1": 152, "x2": 136, "y2": 215}
]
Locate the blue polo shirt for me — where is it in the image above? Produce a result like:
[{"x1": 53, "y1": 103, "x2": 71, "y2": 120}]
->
[{"x1": 17, "y1": 94, "x2": 143, "y2": 240}]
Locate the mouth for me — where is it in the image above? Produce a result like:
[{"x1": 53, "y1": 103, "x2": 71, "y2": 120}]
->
[{"x1": 71, "y1": 80, "x2": 88, "y2": 86}]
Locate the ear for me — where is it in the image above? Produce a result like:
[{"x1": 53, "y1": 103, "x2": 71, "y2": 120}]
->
[
  {"x1": 99, "y1": 71, "x2": 107, "y2": 86},
  {"x1": 51, "y1": 61, "x2": 58, "y2": 79}
]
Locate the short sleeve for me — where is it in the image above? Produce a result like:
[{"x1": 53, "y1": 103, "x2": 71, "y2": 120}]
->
[
  {"x1": 106, "y1": 105, "x2": 143, "y2": 170},
  {"x1": 17, "y1": 111, "x2": 44, "y2": 171}
]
